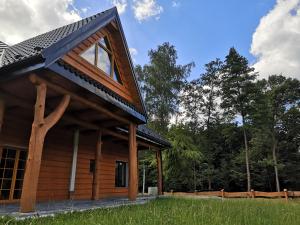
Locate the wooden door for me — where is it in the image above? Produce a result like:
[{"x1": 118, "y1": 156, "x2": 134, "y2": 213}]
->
[{"x1": 0, "y1": 147, "x2": 27, "y2": 202}]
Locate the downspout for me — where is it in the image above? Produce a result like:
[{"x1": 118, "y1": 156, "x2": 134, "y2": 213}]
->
[{"x1": 69, "y1": 129, "x2": 80, "y2": 199}]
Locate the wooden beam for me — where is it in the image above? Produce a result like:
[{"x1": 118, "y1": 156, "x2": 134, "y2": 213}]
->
[
  {"x1": 92, "y1": 130, "x2": 102, "y2": 200},
  {"x1": 29, "y1": 74, "x2": 130, "y2": 124},
  {"x1": 156, "y1": 150, "x2": 163, "y2": 195},
  {"x1": 0, "y1": 89, "x2": 159, "y2": 149},
  {"x1": 128, "y1": 123, "x2": 137, "y2": 201},
  {"x1": 0, "y1": 99, "x2": 5, "y2": 132},
  {"x1": 20, "y1": 83, "x2": 70, "y2": 213}
]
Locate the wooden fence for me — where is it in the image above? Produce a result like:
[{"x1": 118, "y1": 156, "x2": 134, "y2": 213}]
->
[{"x1": 165, "y1": 189, "x2": 300, "y2": 201}]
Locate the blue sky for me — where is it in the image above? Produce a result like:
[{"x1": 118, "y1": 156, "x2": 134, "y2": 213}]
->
[
  {"x1": 75, "y1": 0, "x2": 276, "y2": 80},
  {"x1": 2, "y1": 0, "x2": 299, "y2": 80}
]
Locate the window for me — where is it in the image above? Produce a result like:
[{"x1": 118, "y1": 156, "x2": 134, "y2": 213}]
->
[
  {"x1": 0, "y1": 147, "x2": 27, "y2": 201},
  {"x1": 115, "y1": 161, "x2": 128, "y2": 187},
  {"x1": 80, "y1": 44, "x2": 95, "y2": 65},
  {"x1": 80, "y1": 36, "x2": 123, "y2": 84},
  {"x1": 89, "y1": 159, "x2": 95, "y2": 173}
]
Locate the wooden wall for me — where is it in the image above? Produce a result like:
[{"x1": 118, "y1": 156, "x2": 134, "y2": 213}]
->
[
  {"x1": 0, "y1": 115, "x2": 129, "y2": 203},
  {"x1": 62, "y1": 24, "x2": 144, "y2": 113},
  {"x1": 37, "y1": 130, "x2": 129, "y2": 201}
]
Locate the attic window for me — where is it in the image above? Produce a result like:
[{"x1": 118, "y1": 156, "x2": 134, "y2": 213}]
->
[{"x1": 80, "y1": 36, "x2": 122, "y2": 84}]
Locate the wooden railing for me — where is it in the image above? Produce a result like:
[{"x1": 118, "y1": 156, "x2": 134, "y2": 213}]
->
[{"x1": 165, "y1": 189, "x2": 300, "y2": 201}]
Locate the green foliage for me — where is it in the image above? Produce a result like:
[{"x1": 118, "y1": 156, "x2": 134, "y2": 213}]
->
[
  {"x1": 135, "y1": 42, "x2": 194, "y2": 135},
  {"x1": 136, "y1": 43, "x2": 299, "y2": 193},
  {"x1": 164, "y1": 124, "x2": 202, "y2": 191},
  {"x1": 221, "y1": 47, "x2": 257, "y2": 119}
]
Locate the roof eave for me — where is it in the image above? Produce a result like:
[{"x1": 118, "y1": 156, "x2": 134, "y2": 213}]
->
[
  {"x1": 114, "y1": 13, "x2": 148, "y2": 121},
  {"x1": 42, "y1": 8, "x2": 117, "y2": 68},
  {"x1": 49, "y1": 62, "x2": 147, "y2": 123},
  {"x1": 0, "y1": 55, "x2": 45, "y2": 81}
]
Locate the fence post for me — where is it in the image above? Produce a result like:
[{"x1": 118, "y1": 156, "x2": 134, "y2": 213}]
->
[
  {"x1": 221, "y1": 189, "x2": 225, "y2": 198},
  {"x1": 251, "y1": 189, "x2": 255, "y2": 198},
  {"x1": 284, "y1": 189, "x2": 288, "y2": 202}
]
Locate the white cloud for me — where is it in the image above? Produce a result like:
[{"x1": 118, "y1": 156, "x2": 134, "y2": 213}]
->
[
  {"x1": 0, "y1": 0, "x2": 81, "y2": 45},
  {"x1": 172, "y1": 1, "x2": 180, "y2": 8},
  {"x1": 129, "y1": 47, "x2": 138, "y2": 56},
  {"x1": 251, "y1": 0, "x2": 300, "y2": 79},
  {"x1": 132, "y1": 0, "x2": 163, "y2": 22},
  {"x1": 81, "y1": 7, "x2": 89, "y2": 14},
  {"x1": 111, "y1": 0, "x2": 127, "y2": 14},
  {"x1": 129, "y1": 47, "x2": 138, "y2": 62}
]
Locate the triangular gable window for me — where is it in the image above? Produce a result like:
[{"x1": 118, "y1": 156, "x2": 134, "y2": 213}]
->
[
  {"x1": 99, "y1": 37, "x2": 111, "y2": 50},
  {"x1": 80, "y1": 36, "x2": 122, "y2": 84},
  {"x1": 97, "y1": 44, "x2": 112, "y2": 75},
  {"x1": 113, "y1": 64, "x2": 122, "y2": 84},
  {"x1": 80, "y1": 44, "x2": 95, "y2": 65}
]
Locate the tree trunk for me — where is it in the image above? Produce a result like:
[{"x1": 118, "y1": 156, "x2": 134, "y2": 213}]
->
[
  {"x1": 272, "y1": 134, "x2": 280, "y2": 192},
  {"x1": 208, "y1": 176, "x2": 212, "y2": 191},
  {"x1": 193, "y1": 162, "x2": 196, "y2": 191},
  {"x1": 242, "y1": 118, "x2": 251, "y2": 192}
]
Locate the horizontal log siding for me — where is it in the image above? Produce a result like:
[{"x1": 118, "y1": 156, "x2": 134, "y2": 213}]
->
[
  {"x1": 98, "y1": 142, "x2": 128, "y2": 199},
  {"x1": 0, "y1": 116, "x2": 129, "y2": 203},
  {"x1": 37, "y1": 131, "x2": 129, "y2": 201},
  {"x1": 36, "y1": 129, "x2": 73, "y2": 201},
  {"x1": 73, "y1": 133, "x2": 129, "y2": 199}
]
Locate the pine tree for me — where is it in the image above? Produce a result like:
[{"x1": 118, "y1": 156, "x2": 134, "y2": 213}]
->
[{"x1": 221, "y1": 48, "x2": 257, "y2": 191}]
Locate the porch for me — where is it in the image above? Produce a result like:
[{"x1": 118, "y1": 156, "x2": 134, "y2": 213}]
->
[
  {"x1": 0, "y1": 71, "x2": 167, "y2": 213},
  {"x1": 0, "y1": 196, "x2": 156, "y2": 219}
]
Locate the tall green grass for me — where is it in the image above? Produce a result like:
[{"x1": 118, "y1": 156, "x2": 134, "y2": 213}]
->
[{"x1": 1, "y1": 198, "x2": 300, "y2": 225}]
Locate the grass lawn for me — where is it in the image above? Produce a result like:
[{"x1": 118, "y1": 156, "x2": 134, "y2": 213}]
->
[{"x1": 1, "y1": 197, "x2": 300, "y2": 225}]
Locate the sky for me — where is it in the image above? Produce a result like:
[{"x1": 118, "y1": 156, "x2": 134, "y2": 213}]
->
[{"x1": 1, "y1": 0, "x2": 300, "y2": 80}]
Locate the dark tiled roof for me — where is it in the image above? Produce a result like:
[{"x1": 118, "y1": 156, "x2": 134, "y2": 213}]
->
[
  {"x1": 137, "y1": 125, "x2": 171, "y2": 148},
  {"x1": 0, "y1": 41, "x2": 8, "y2": 60},
  {"x1": 0, "y1": 8, "x2": 113, "y2": 68},
  {"x1": 0, "y1": 7, "x2": 170, "y2": 148},
  {"x1": 55, "y1": 60, "x2": 146, "y2": 120}
]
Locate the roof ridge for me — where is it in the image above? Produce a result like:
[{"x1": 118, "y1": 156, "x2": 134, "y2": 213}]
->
[
  {"x1": 8, "y1": 8, "x2": 114, "y2": 49},
  {"x1": 0, "y1": 7, "x2": 116, "y2": 68}
]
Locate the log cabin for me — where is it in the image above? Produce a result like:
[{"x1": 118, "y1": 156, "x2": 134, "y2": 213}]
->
[{"x1": 0, "y1": 7, "x2": 170, "y2": 213}]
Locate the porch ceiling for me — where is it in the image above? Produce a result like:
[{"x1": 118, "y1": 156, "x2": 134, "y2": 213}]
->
[{"x1": 0, "y1": 72, "x2": 168, "y2": 150}]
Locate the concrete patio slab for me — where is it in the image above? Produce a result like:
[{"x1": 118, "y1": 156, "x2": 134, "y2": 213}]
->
[{"x1": 0, "y1": 196, "x2": 156, "y2": 220}]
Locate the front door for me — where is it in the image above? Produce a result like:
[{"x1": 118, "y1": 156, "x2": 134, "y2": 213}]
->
[{"x1": 0, "y1": 147, "x2": 27, "y2": 202}]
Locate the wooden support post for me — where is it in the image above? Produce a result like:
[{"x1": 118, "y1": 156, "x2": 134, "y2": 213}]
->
[
  {"x1": 128, "y1": 123, "x2": 137, "y2": 201},
  {"x1": 221, "y1": 189, "x2": 225, "y2": 198},
  {"x1": 92, "y1": 130, "x2": 102, "y2": 200},
  {"x1": 251, "y1": 189, "x2": 255, "y2": 198},
  {"x1": 0, "y1": 99, "x2": 5, "y2": 132},
  {"x1": 284, "y1": 189, "x2": 288, "y2": 202},
  {"x1": 20, "y1": 82, "x2": 70, "y2": 213},
  {"x1": 156, "y1": 150, "x2": 163, "y2": 195}
]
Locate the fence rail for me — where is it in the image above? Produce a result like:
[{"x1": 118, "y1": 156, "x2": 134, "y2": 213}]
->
[{"x1": 165, "y1": 190, "x2": 300, "y2": 201}]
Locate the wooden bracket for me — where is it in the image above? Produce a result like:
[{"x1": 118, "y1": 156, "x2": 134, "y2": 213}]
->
[{"x1": 20, "y1": 79, "x2": 70, "y2": 213}]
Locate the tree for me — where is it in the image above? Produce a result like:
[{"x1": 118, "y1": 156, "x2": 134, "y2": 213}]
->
[
  {"x1": 221, "y1": 48, "x2": 257, "y2": 191},
  {"x1": 182, "y1": 59, "x2": 223, "y2": 190},
  {"x1": 135, "y1": 42, "x2": 194, "y2": 135},
  {"x1": 164, "y1": 124, "x2": 202, "y2": 191},
  {"x1": 251, "y1": 75, "x2": 300, "y2": 191}
]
